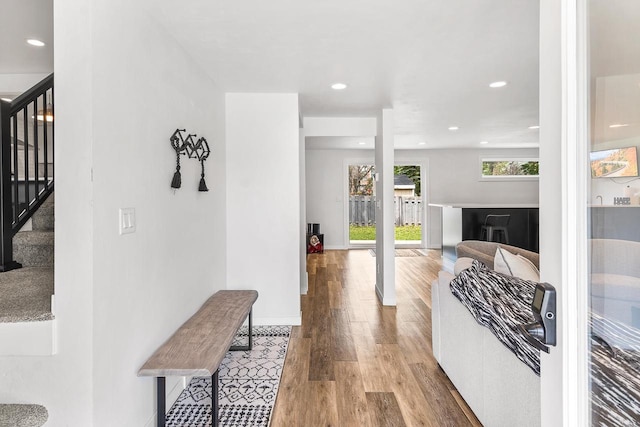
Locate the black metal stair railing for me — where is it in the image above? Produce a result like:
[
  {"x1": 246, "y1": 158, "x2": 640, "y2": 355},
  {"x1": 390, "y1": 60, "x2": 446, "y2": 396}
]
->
[{"x1": 0, "y1": 74, "x2": 54, "y2": 271}]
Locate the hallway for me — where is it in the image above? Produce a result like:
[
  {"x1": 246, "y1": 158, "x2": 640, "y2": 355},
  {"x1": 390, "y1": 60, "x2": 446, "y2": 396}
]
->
[{"x1": 271, "y1": 249, "x2": 481, "y2": 426}]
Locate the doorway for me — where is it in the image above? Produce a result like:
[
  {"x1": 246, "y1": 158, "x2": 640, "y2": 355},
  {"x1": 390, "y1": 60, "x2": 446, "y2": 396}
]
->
[
  {"x1": 346, "y1": 162, "x2": 426, "y2": 248},
  {"x1": 393, "y1": 165, "x2": 423, "y2": 248},
  {"x1": 347, "y1": 163, "x2": 376, "y2": 246}
]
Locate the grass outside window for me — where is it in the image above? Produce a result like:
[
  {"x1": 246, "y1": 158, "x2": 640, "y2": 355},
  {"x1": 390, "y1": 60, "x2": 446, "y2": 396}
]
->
[{"x1": 349, "y1": 225, "x2": 421, "y2": 241}]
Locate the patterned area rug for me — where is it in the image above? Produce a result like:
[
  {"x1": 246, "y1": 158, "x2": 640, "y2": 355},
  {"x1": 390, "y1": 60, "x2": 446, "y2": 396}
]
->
[{"x1": 166, "y1": 325, "x2": 291, "y2": 427}]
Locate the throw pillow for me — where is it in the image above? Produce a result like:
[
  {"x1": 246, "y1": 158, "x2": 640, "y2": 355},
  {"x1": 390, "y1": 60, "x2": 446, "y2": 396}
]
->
[{"x1": 494, "y1": 247, "x2": 540, "y2": 282}]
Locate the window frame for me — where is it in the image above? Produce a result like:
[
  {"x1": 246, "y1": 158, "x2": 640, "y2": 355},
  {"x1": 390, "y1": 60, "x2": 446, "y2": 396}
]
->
[{"x1": 479, "y1": 157, "x2": 540, "y2": 181}]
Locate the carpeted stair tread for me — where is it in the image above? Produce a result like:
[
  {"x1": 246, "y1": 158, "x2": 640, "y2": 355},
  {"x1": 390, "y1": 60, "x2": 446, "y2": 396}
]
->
[
  {"x1": 0, "y1": 267, "x2": 54, "y2": 323},
  {"x1": 13, "y1": 231, "x2": 54, "y2": 246},
  {"x1": 31, "y1": 193, "x2": 54, "y2": 230},
  {"x1": 0, "y1": 404, "x2": 48, "y2": 427},
  {"x1": 31, "y1": 203, "x2": 54, "y2": 231},
  {"x1": 13, "y1": 231, "x2": 54, "y2": 267}
]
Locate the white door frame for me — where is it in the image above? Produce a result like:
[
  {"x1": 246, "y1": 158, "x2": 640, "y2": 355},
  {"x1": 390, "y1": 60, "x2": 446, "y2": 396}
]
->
[
  {"x1": 344, "y1": 157, "x2": 430, "y2": 249},
  {"x1": 540, "y1": 0, "x2": 590, "y2": 425},
  {"x1": 344, "y1": 157, "x2": 375, "y2": 248}
]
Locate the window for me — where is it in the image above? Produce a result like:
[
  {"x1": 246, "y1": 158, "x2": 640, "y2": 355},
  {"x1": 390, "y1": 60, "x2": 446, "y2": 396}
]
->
[{"x1": 480, "y1": 158, "x2": 539, "y2": 180}]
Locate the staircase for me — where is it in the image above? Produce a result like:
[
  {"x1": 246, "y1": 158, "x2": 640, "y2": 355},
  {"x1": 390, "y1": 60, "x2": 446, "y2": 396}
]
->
[
  {"x1": 0, "y1": 194, "x2": 54, "y2": 323},
  {"x1": 0, "y1": 77, "x2": 54, "y2": 425},
  {"x1": 0, "y1": 75, "x2": 55, "y2": 357},
  {"x1": 14, "y1": 194, "x2": 54, "y2": 269}
]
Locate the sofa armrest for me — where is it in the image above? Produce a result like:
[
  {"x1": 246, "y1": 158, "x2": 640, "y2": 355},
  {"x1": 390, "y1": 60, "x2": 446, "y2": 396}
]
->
[
  {"x1": 456, "y1": 244, "x2": 496, "y2": 269},
  {"x1": 439, "y1": 270, "x2": 455, "y2": 283},
  {"x1": 432, "y1": 271, "x2": 455, "y2": 363},
  {"x1": 456, "y1": 240, "x2": 540, "y2": 270}
]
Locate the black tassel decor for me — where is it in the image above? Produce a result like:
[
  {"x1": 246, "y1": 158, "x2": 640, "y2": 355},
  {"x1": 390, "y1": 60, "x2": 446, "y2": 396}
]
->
[
  {"x1": 171, "y1": 167, "x2": 182, "y2": 189},
  {"x1": 198, "y1": 176, "x2": 208, "y2": 192},
  {"x1": 170, "y1": 129, "x2": 186, "y2": 189},
  {"x1": 196, "y1": 137, "x2": 210, "y2": 192}
]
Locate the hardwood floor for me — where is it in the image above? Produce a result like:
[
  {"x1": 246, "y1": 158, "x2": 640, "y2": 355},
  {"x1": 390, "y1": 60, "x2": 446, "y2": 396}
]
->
[{"x1": 271, "y1": 249, "x2": 482, "y2": 427}]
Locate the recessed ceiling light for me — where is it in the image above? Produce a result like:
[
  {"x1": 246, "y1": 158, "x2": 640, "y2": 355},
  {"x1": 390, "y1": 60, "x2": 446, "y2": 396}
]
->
[
  {"x1": 26, "y1": 39, "x2": 45, "y2": 47},
  {"x1": 358, "y1": 141, "x2": 366, "y2": 145},
  {"x1": 528, "y1": 125, "x2": 540, "y2": 129},
  {"x1": 609, "y1": 123, "x2": 629, "y2": 128},
  {"x1": 418, "y1": 142, "x2": 427, "y2": 145},
  {"x1": 0, "y1": 98, "x2": 11, "y2": 103},
  {"x1": 489, "y1": 81, "x2": 507, "y2": 88},
  {"x1": 448, "y1": 126, "x2": 459, "y2": 131},
  {"x1": 331, "y1": 83, "x2": 347, "y2": 90},
  {"x1": 480, "y1": 141, "x2": 489, "y2": 145}
]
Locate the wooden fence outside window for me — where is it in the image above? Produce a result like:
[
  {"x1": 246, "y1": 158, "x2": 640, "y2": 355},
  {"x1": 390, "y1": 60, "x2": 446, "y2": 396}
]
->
[{"x1": 349, "y1": 196, "x2": 422, "y2": 226}]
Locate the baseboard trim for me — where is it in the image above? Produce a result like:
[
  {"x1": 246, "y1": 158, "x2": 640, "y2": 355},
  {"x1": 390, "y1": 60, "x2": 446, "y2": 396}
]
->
[
  {"x1": 322, "y1": 245, "x2": 347, "y2": 250},
  {"x1": 255, "y1": 315, "x2": 301, "y2": 326},
  {"x1": 300, "y1": 272, "x2": 308, "y2": 295},
  {"x1": 375, "y1": 284, "x2": 396, "y2": 306}
]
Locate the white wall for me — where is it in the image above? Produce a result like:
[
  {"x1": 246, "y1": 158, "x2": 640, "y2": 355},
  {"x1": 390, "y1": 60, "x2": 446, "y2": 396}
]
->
[
  {"x1": 304, "y1": 117, "x2": 377, "y2": 137},
  {"x1": 306, "y1": 147, "x2": 540, "y2": 249},
  {"x1": 406, "y1": 148, "x2": 539, "y2": 248},
  {"x1": 90, "y1": 2, "x2": 228, "y2": 425},
  {"x1": 0, "y1": 1, "x2": 94, "y2": 425},
  {"x1": 305, "y1": 149, "x2": 369, "y2": 248},
  {"x1": 0, "y1": 1, "x2": 228, "y2": 426},
  {"x1": 226, "y1": 93, "x2": 301, "y2": 325},
  {"x1": 591, "y1": 177, "x2": 640, "y2": 204}
]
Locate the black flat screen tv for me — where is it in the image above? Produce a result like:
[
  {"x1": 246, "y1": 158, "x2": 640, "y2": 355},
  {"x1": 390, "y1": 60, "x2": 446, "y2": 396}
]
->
[{"x1": 590, "y1": 146, "x2": 639, "y2": 178}]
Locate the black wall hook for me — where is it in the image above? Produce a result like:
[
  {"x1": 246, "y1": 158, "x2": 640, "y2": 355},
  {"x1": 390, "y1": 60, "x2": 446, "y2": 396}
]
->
[{"x1": 170, "y1": 129, "x2": 211, "y2": 191}]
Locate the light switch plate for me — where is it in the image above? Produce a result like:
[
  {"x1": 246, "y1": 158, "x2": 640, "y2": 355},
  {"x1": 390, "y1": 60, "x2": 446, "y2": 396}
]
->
[{"x1": 119, "y1": 208, "x2": 136, "y2": 235}]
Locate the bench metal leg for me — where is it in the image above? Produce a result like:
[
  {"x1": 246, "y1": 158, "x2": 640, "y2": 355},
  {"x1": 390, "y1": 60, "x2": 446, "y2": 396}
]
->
[
  {"x1": 229, "y1": 308, "x2": 253, "y2": 351},
  {"x1": 212, "y1": 370, "x2": 219, "y2": 427},
  {"x1": 157, "y1": 377, "x2": 166, "y2": 427}
]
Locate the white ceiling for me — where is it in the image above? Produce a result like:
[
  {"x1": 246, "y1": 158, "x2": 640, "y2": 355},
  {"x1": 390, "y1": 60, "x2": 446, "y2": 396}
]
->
[
  {"x1": 10, "y1": 1, "x2": 640, "y2": 150},
  {"x1": 148, "y1": 0, "x2": 541, "y2": 149},
  {"x1": 0, "y1": 0, "x2": 53, "y2": 74},
  {"x1": 0, "y1": 0, "x2": 53, "y2": 99},
  {"x1": 0, "y1": 0, "x2": 541, "y2": 149}
]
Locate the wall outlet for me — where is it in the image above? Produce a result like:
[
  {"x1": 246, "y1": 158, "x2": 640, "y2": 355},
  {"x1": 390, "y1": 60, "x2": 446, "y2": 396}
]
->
[{"x1": 119, "y1": 208, "x2": 136, "y2": 235}]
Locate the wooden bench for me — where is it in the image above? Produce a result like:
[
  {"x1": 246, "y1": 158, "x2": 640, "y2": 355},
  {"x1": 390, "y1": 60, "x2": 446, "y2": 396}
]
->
[{"x1": 138, "y1": 290, "x2": 258, "y2": 427}]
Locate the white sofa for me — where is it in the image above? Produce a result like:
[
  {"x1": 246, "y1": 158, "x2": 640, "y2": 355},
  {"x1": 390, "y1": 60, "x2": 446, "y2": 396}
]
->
[
  {"x1": 431, "y1": 241, "x2": 541, "y2": 427},
  {"x1": 431, "y1": 239, "x2": 640, "y2": 426}
]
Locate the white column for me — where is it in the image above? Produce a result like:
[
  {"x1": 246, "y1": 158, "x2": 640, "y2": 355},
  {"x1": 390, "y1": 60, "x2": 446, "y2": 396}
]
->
[
  {"x1": 226, "y1": 93, "x2": 302, "y2": 325},
  {"x1": 374, "y1": 109, "x2": 396, "y2": 305}
]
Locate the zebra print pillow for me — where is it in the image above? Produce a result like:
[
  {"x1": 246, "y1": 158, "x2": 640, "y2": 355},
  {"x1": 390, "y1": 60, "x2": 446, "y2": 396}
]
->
[{"x1": 449, "y1": 259, "x2": 541, "y2": 375}]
